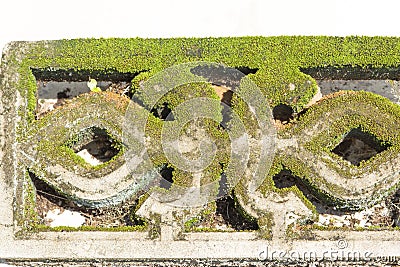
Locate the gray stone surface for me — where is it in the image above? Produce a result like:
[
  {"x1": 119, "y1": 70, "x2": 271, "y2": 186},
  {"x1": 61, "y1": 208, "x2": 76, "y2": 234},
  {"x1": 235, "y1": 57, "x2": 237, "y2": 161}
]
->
[{"x1": 317, "y1": 79, "x2": 400, "y2": 104}]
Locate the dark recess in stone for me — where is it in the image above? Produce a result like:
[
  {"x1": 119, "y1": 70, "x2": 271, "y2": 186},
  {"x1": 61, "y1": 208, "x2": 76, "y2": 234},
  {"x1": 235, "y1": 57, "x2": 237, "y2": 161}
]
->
[
  {"x1": 235, "y1": 66, "x2": 258, "y2": 75},
  {"x1": 388, "y1": 190, "x2": 400, "y2": 228},
  {"x1": 159, "y1": 165, "x2": 174, "y2": 189},
  {"x1": 28, "y1": 170, "x2": 146, "y2": 227},
  {"x1": 151, "y1": 103, "x2": 174, "y2": 121},
  {"x1": 31, "y1": 68, "x2": 144, "y2": 82},
  {"x1": 190, "y1": 65, "x2": 258, "y2": 89},
  {"x1": 300, "y1": 65, "x2": 400, "y2": 80},
  {"x1": 272, "y1": 104, "x2": 294, "y2": 122},
  {"x1": 67, "y1": 126, "x2": 121, "y2": 164},
  {"x1": 217, "y1": 172, "x2": 229, "y2": 198},
  {"x1": 28, "y1": 170, "x2": 68, "y2": 204},
  {"x1": 215, "y1": 173, "x2": 258, "y2": 230},
  {"x1": 216, "y1": 194, "x2": 259, "y2": 231},
  {"x1": 272, "y1": 169, "x2": 351, "y2": 214},
  {"x1": 331, "y1": 127, "x2": 391, "y2": 166},
  {"x1": 220, "y1": 89, "x2": 233, "y2": 106}
]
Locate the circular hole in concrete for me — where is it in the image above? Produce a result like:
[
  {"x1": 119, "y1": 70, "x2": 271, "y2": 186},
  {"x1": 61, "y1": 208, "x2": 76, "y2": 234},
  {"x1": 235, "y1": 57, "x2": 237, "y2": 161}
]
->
[{"x1": 272, "y1": 104, "x2": 294, "y2": 122}]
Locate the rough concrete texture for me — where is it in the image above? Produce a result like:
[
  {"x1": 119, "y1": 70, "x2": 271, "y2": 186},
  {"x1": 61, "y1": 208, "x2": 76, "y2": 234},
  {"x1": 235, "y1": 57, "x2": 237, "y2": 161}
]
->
[{"x1": 2, "y1": 40, "x2": 400, "y2": 267}]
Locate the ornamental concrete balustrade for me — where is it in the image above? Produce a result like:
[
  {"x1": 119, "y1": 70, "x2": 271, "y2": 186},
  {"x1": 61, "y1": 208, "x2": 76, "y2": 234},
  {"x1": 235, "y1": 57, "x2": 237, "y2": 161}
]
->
[{"x1": 2, "y1": 38, "x2": 400, "y2": 265}]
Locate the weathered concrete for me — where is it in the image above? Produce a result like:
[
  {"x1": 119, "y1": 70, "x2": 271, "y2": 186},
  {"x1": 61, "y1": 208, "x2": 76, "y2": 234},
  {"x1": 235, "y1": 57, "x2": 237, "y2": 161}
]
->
[{"x1": 2, "y1": 40, "x2": 400, "y2": 266}]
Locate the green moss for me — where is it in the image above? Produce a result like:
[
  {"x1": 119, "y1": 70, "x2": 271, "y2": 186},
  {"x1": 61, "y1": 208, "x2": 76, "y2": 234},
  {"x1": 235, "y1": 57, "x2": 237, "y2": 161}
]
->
[
  {"x1": 12, "y1": 37, "x2": 400, "y2": 121},
  {"x1": 148, "y1": 212, "x2": 162, "y2": 239},
  {"x1": 22, "y1": 171, "x2": 40, "y2": 231},
  {"x1": 23, "y1": 92, "x2": 132, "y2": 182},
  {"x1": 257, "y1": 212, "x2": 274, "y2": 240},
  {"x1": 289, "y1": 91, "x2": 400, "y2": 208},
  {"x1": 309, "y1": 223, "x2": 400, "y2": 232},
  {"x1": 6, "y1": 36, "x2": 400, "y2": 235},
  {"x1": 258, "y1": 155, "x2": 322, "y2": 214},
  {"x1": 258, "y1": 152, "x2": 366, "y2": 213},
  {"x1": 34, "y1": 224, "x2": 147, "y2": 232},
  {"x1": 184, "y1": 202, "x2": 219, "y2": 232}
]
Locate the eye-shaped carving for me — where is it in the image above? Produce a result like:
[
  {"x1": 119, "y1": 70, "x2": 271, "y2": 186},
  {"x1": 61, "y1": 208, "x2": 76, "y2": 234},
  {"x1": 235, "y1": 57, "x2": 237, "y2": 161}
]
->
[
  {"x1": 19, "y1": 92, "x2": 161, "y2": 208},
  {"x1": 236, "y1": 91, "x2": 400, "y2": 233},
  {"x1": 290, "y1": 91, "x2": 400, "y2": 206}
]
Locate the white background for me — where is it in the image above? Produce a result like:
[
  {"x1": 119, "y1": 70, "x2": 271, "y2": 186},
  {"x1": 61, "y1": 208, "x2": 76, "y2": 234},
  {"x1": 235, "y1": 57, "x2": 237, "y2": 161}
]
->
[{"x1": 1, "y1": 0, "x2": 400, "y2": 54}]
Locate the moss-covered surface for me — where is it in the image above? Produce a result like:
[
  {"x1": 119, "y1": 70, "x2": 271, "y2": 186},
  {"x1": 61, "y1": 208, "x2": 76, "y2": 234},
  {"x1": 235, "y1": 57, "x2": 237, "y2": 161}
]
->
[
  {"x1": 12, "y1": 37, "x2": 400, "y2": 121},
  {"x1": 3, "y1": 36, "x2": 400, "y2": 237},
  {"x1": 268, "y1": 92, "x2": 400, "y2": 208},
  {"x1": 242, "y1": 91, "x2": 400, "y2": 240},
  {"x1": 21, "y1": 92, "x2": 130, "y2": 178}
]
